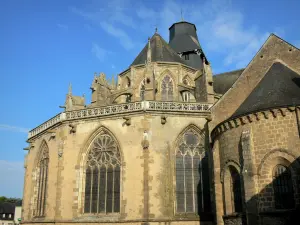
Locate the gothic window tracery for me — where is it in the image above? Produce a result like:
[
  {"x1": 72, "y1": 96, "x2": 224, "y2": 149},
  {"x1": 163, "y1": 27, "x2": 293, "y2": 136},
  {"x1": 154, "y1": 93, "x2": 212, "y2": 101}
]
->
[
  {"x1": 175, "y1": 128, "x2": 209, "y2": 214},
  {"x1": 161, "y1": 75, "x2": 173, "y2": 101},
  {"x1": 84, "y1": 131, "x2": 121, "y2": 214},
  {"x1": 35, "y1": 143, "x2": 49, "y2": 217},
  {"x1": 273, "y1": 164, "x2": 295, "y2": 209}
]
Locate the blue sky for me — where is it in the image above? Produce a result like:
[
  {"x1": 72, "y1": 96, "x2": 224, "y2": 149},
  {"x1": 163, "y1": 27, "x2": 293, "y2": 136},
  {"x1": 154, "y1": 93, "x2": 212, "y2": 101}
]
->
[{"x1": 0, "y1": 0, "x2": 299, "y2": 198}]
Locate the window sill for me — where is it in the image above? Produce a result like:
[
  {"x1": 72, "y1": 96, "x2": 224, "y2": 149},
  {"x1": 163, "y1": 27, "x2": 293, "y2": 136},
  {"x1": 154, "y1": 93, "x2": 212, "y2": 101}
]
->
[
  {"x1": 75, "y1": 213, "x2": 121, "y2": 222},
  {"x1": 223, "y1": 212, "x2": 244, "y2": 218},
  {"x1": 174, "y1": 212, "x2": 214, "y2": 221},
  {"x1": 259, "y1": 209, "x2": 296, "y2": 216}
]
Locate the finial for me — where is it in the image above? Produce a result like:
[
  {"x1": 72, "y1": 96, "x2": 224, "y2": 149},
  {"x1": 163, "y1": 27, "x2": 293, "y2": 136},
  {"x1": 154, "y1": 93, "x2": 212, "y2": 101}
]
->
[
  {"x1": 68, "y1": 83, "x2": 72, "y2": 95},
  {"x1": 181, "y1": 8, "x2": 184, "y2": 21},
  {"x1": 155, "y1": 27, "x2": 158, "y2": 33},
  {"x1": 147, "y1": 37, "x2": 151, "y2": 64}
]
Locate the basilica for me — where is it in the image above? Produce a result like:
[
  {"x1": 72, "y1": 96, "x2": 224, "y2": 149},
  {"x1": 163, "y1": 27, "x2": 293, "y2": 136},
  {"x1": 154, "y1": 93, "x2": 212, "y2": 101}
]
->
[{"x1": 22, "y1": 20, "x2": 300, "y2": 225}]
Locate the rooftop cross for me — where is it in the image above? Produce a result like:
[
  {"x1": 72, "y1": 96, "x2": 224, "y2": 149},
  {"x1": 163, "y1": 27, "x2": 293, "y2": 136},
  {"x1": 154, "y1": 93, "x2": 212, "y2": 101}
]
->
[{"x1": 181, "y1": 8, "x2": 184, "y2": 21}]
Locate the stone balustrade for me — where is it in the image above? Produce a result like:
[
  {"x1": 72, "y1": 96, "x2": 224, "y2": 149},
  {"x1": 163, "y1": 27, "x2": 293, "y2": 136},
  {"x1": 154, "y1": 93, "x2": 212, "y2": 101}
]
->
[{"x1": 28, "y1": 101, "x2": 212, "y2": 139}]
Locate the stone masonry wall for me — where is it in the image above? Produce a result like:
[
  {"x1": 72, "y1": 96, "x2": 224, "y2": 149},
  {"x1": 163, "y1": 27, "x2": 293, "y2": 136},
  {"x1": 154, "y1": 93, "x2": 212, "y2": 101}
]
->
[
  {"x1": 212, "y1": 108, "x2": 300, "y2": 225},
  {"x1": 23, "y1": 114, "x2": 211, "y2": 225}
]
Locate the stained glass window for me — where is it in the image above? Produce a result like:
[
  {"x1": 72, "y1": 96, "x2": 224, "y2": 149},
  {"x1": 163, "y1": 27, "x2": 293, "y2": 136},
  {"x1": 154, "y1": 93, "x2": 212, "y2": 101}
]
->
[
  {"x1": 84, "y1": 131, "x2": 121, "y2": 213},
  {"x1": 175, "y1": 129, "x2": 209, "y2": 213},
  {"x1": 36, "y1": 143, "x2": 49, "y2": 217}
]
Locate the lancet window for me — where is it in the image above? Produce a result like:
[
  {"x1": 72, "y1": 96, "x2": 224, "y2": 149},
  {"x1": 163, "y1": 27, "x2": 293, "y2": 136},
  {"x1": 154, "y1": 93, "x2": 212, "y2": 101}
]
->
[
  {"x1": 273, "y1": 165, "x2": 295, "y2": 209},
  {"x1": 161, "y1": 75, "x2": 173, "y2": 101},
  {"x1": 229, "y1": 166, "x2": 243, "y2": 213},
  {"x1": 35, "y1": 143, "x2": 49, "y2": 217},
  {"x1": 84, "y1": 131, "x2": 121, "y2": 214},
  {"x1": 176, "y1": 128, "x2": 209, "y2": 214}
]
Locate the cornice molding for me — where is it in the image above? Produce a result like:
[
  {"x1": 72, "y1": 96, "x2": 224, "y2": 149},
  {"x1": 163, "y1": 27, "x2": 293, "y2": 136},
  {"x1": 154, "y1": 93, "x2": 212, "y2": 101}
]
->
[{"x1": 211, "y1": 106, "x2": 299, "y2": 141}]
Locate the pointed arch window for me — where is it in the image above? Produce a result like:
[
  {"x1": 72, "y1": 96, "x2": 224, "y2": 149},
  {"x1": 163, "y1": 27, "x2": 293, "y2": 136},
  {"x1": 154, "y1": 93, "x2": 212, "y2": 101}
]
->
[
  {"x1": 161, "y1": 75, "x2": 173, "y2": 101},
  {"x1": 273, "y1": 165, "x2": 295, "y2": 209},
  {"x1": 229, "y1": 166, "x2": 243, "y2": 213},
  {"x1": 176, "y1": 128, "x2": 210, "y2": 214},
  {"x1": 84, "y1": 130, "x2": 121, "y2": 214},
  {"x1": 35, "y1": 143, "x2": 49, "y2": 217}
]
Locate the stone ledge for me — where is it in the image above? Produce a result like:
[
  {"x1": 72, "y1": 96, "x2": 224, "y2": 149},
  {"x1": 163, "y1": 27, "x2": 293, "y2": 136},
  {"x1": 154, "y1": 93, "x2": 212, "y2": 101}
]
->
[{"x1": 28, "y1": 101, "x2": 212, "y2": 139}]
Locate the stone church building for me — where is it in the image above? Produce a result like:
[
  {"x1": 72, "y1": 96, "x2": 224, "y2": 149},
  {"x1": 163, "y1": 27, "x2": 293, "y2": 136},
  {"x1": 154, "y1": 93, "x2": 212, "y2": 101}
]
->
[{"x1": 22, "y1": 20, "x2": 300, "y2": 225}]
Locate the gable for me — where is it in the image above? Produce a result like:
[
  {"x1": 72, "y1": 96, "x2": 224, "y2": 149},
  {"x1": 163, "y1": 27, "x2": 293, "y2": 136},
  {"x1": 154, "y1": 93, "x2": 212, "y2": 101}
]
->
[
  {"x1": 211, "y1": 34, "x2": 300, "y2": 127},
  {"x1": 232, "y1": 62, "x2": 300, "y2": 118}
]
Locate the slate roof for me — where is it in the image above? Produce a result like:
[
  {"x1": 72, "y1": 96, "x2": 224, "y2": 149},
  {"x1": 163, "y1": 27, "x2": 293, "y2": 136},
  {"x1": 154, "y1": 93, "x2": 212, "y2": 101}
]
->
[
  {"x1": 232, "y1": 62, "x2": 300, "y2": 118},
  {"x1": 213, "y1": 69, "x2": 244, "y2": 94},
  {"x1": 0, "y1": 202, "x2": 15, "y2": 214},
  {"x1": 131, "y1": 33, "x2": 188, "y2": 66},
  {"x1": 168, "y1": 21, "x2": 202, "y2": 53},
  {"x1": 169, "y1": 34, "x2": 202, "y2": 53}
]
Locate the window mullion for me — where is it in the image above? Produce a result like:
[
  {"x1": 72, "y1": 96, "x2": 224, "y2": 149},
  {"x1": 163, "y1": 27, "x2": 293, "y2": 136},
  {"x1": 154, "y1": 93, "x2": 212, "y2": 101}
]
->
[
  {"x1": 37, "y1": 166, "x2": 42, "y2": 216},
  {"x1": 89, "y1": 168, "x2": 93, "y2": 213},
  {"x1": 42, "y1": 162, "x2": 48, "y2": 216},
  {"x1": 112, "y1": 166, "x2": 115, "y2": 213},
  {"x1": 105, "y1": 166, "x2": 108, "y2": 213},
  {"x1": 183, "y1": 155, "x2": 186, "y2": 213},
  {"x1": 97, "y1": 166, "x2": 100, "y2": 213},
  {"x1": 199, "y1": 157, "x2": 204, "y2": 212},
  {"x1": 191, "y1": 155, "x2": 195, "y2": 213},
  {"x1": 39, "y1": 163, "x2": 45, "y2": 216}
]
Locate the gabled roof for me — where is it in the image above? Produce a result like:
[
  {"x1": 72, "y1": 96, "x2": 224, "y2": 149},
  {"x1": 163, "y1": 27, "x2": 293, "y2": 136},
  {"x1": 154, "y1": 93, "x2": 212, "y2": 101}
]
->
[
  {"x1": 213, "y1": 69, "x2": 244, "y2": 94},
  {"x1": 131, "y1": 33, "x2": 188, "y2": 66},
  {"x1": 232, "y1": 62, "x2": 300, "y2": 118},
  {"x1": 211, "y1": 34, "x2": 300, "y2": 127}
]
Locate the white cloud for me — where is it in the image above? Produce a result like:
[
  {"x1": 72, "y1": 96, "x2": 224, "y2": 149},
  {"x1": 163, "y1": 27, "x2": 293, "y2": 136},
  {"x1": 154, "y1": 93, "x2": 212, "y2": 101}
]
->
[
  {"x1": 72, "y1": 0, "x2": 283, "y2": 70},
  {"x1": 100, "y1": 22, "x2": 134, "y2": 50},
  {"x1": 136, "y1": 0, "x2": 273, "y2": 70},
  {"x1": 0, "y1": 124, "x2": 29, "y2": 133},
  {"x1": 57, "y1": 23, "x2": 68, "y2": 31},
  {"x1": 70, "y1": 2, "x2": 137, "y2": 50},
  {"x1": 0, "y1": 160, "x2": 24, "y2": 198},
  {"x1": 91, "y1": 43, "x2": 110, "y2": 61}
]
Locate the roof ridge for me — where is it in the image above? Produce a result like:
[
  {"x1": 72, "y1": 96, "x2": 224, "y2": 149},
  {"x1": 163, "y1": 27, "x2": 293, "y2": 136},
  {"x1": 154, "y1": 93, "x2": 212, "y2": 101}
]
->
[
  {"x1": 214, "y1": 68, "x2": 245, "y2": 77},
  {"x1": 130, "y1": 32, "x2": 188, "y2": 67}
]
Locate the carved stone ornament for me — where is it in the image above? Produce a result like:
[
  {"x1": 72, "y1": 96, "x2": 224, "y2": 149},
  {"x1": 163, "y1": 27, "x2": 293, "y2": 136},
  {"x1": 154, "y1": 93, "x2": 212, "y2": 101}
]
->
[
  {"x1": 69, "y1": 124, "x2": 76, "y2": 134},
  {"x1": 142, "y1": 131, "x2": 149, "y2": 150},
  {"x1": 161, "y1": 115, "x2": 167, "y2": 125},
  {"x1": 123, "y1": 117, "x2": 131, "y2": 126}
]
